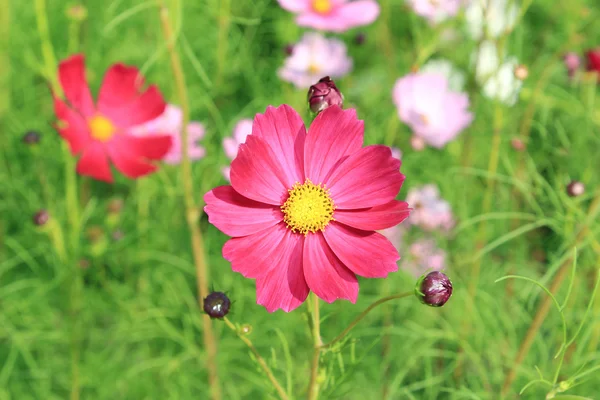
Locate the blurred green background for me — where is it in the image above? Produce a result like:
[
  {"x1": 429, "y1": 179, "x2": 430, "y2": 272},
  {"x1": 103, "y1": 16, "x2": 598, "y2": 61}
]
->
[{"x1": 1, "y1": 0, "x2": 600, "y2": 398}]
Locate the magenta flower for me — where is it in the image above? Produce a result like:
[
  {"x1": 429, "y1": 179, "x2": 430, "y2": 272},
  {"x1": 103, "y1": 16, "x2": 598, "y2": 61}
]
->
[
  {"x1": 131, "y1": 104, "x2": 205, "y2": 165},
  {"x1": 222, "y1": 119, "x2": 253, "y2": 181},
  {"x1": 204, "y1": 105, "x2": 410, "y2": 312},
  {"x1": 393, "y1": 73, "x2": 473, "y2": 148},
  {"x1": 278, "y1": 0, "x2": 380, "y2": 32},
  {"x1": 403, "y1": 239, "x2": 446, "y2": 277},
  {"x1": 279, "y1": 33, "x2": 352, "y2": 89},
  {"x1": 406, "y1": 184, "x2": 454, "y2": 232},
  {"x1": 407, "y1": 0, "x2": 464, "y2": 24}
]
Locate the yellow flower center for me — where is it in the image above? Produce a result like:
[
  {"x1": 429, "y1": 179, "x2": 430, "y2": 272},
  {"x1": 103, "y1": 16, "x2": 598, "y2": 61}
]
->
[
  {"x1": 308, "y1": 63, "x2": 320, "y2": 75},
  {"x1": 281, "y1": 179, "x2": 335, "y2": 235},
  {"x1": 88, "y1": 115, "x2": 116, "y2": 142},
  {"x1": 313, "y1": 0, "x2": 332, "y2": 14}
]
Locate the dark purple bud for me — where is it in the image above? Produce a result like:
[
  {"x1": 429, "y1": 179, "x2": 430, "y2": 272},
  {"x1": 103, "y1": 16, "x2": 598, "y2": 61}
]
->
[
  {"x1": 566, "y1": 181, "x2": 585, "y2": 197},
  {"x1": 33, "y1": 210, "x2": 49, "y2": 226},
  {"x1": 284, "y1": 44, "x2": 294, "y2": 56},
  {"x1": 416, "y1": 271, "x2": 453, "y2": 307},
  {"x1": 22, "y1": 131, "x2": 41, "y2": 145},
  {"x1": 203, "y1": 292, "x2": 231, "y2": 319},
  {"x1": 307, "y1": 76, "x2": 343, "y2": 114},
  {"x1": 354, "y1": 32, "x2": 366, "y2": 45}
]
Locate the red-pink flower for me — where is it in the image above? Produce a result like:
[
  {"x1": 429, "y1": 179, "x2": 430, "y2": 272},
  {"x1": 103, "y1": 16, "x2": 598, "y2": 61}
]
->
[
  {"x1": 53, "y1": 54, "x2": 172, "y2": 183},
  {"x1": 204, "y1": 105, "x2": 410, "y2": 312}
]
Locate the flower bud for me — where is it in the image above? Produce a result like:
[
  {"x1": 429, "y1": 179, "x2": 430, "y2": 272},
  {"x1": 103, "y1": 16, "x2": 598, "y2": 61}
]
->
[
  {"x1": 566, "y1": 181, "x2": 585, "y2": 197},
  {"x1": 415, "y1": 271, "x2": 453, "y2": 307},
  {"x1": 107, "y1": 198, "x2": 124, "y2": 215},
  {"x1": 510, "y1": 137, "x2": 526, "y2": 152},
  {"x1": 585, "y1": 48, "x2": 600, "y2": 76},
  {"x1": 22, "y1": 131, "x2": 41, "y2": 145},
  {"x1": 564, "y1": 52, "x2": 581, "y2": 78},
  {"x1": 307, "y1": 76, "x2": 343, "y2": 114},
  {"x1": 354, "y1": 32, "x2": 366, "y2": 45},
  {"x1": 203, "y1": 291, "x2": 231, "y2": 319},
  {"x1": 514, "y1": 64, "x2": 529, "y2": 80},
  {"x1": 33, "y1": 210, "x2": 49, "y2": 226},
  {"x1": 284, "y1": 44, "x2": 294, "y2": 56},
  {"x1": 240, "y1": 324, "x2": 252, "y2": 335},
  {"x1": 66, "y1": 4, "x2": 88, "y2": 22}
]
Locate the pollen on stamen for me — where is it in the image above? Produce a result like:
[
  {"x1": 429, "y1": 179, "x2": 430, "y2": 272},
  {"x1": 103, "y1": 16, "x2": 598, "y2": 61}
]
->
[{"x1": 280, "y1": 179, "x2": 336, "y2": 235}]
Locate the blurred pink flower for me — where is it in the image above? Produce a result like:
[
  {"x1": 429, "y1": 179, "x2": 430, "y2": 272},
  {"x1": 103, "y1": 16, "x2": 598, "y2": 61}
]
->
[
  {"x1": 564, "y1": 52, "x2": 580, "y2": 78},
  {"x1": 279, "y1": 33, "x2": 352, "y2": 89},
  {"x1": 406, "y1": 184, "x2": 454, "y2": 232},
  {"x1": 390, "y1": 147, "x2": 403, "y2": 160},
  {"x1": 403, "y1": 239, "x2": 446, "y2": 277},
  {"x1": 131, "y1": 104, "x2": 205, "y2": 165},
  {"x1": 222, "y1": 119, "x2": 253, "y2": 181},
  {"x1": 278, "y1": 0, "x2": 380, "y2": 32},
  {"x1": 407, "y1": 0, "x2": 465, "y2": 24},
  {"x1": 393, "y1": 73, "x2": 473, "y2": 148}
]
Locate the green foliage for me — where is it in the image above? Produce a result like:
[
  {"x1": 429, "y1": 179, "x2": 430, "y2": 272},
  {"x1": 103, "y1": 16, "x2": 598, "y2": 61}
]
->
[{"x1": 1, "y1": 0, "x2": 600, "y2": 398}]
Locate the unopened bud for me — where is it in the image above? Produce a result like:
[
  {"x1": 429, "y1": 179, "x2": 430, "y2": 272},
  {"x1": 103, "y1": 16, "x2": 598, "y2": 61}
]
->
[
  {"x1": 66, "y1": 4, "x2": 88, "y2": 22},
  {"x1": 33, "y1": 210, "x2": 49, "y2": 226},
  {"x1": 510, "y1": 137, "x2": 526, "y2": 152},
  {"x1": 566, "y1": 181, "x2": 585, "y2": 197},
  {"x1": 585, "y1": 48, "x2": 600, "y2": 81},
  {"x1": 22, "y1": 131, "x2": 41, "y2": 145},
  {"x1": 284, "y1": 44, "x2": 294, "y2": 56},
  {"x1": 107, "y1": 198, "x2": 124, "y2": 214},
  {"x1": 354, "y1": 32, "x2": 366, "y2": 45},
  {"x1": 415, "y1": 271, "x2": 453, "y2": 307},
  {"x1": 514, "y1": 64, "x2": 529, "y2": 80},
  {"x1": 564, "y1": 52, "x2": 581, "y2": 78},
  {"x1": 307, "y1": 76, "x2": 343, "y2": 114},
  {"x1": 203, "y1": 291, "x2": 231, "y2": 319}
]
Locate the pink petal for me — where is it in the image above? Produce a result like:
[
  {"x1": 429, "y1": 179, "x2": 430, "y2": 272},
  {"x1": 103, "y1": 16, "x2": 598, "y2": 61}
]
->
[
  {"x1": 53, "y1": 97, "x2": 91, "y2": 155},
  {"x1": 113, "y1": 134, "x2": 173, "y2": 160},
  {"x1": 255, "y1": 231, "x2": 309, "y2": 312},
  {"x1": 335, "y1": 0, "x2": 380, "y2": 29},
  {"x1": 304, "y1": 106, "x2": 363, "y2": 184},
  {"x1": 277, "y1": 0, "x2": 311, "y2": 12},
  {"x1": 230, "y1": 135, "x2": 290, "y2": 205},
  {"x1": 76, "y1": 142, "x2": 113, "y2": 183},
  {"x1": 326, "y1": 145, "x2": 404, "y2": 209},
  {"x1": 252, "y1": 105, "x2": 306, "y2": 186},
  {"x1": 106, "y1": 141, "x2": 157, "y2": 179},
  {"x1": 223, "y1": 223, "x2": 289, "y2": 278},
  {"x1": 323, "y1": 222, "x2": 399, "y2": 278},
  {"x1": 204, "y1": 186, "x2": 283, "y2": 237},
  {"x1": 303, "y1": 233, "x2": 358, "y2": 303},
  {"x1": 97, "y1": 63, "x2": 166, "y2": 128},
  {"x1": 334, "y1": 200, "x2": 411, "y2": 231},
  {"x1": 223, "y1": 137, "x2": 239, "y2": 160},
  {"x1": 57, "y1": 54, "x2": 95, "y2": 117}
]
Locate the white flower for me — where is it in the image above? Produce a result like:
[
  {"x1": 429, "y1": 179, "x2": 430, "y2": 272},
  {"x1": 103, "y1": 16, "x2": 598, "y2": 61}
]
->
[
  {"x1": 474, "y1": 41, "x2": 522, "y2": 105},
  {"x1": 421, "y1": 59, "x2": 466, "y2": 91},
  {"x1": 465, "y1": 0, "x2": 518, "y2": 39}
]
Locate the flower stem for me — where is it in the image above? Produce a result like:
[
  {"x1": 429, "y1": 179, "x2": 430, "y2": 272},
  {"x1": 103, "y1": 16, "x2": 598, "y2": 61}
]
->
[
  {"x1": 307, "y1": 293, "x2": 322, "y2": 400},
  {"x1": 501, "y1": 192, "x2": 600, "y2": 397},
  {"x1": 320, "y1": 292, "x2": 413, "y2": 350},
  {"x1": 158, "y1": 4, "x2": 220, "y2": 399},
  {"x1": 223, "y1": 318, "x2": 289, "y2": 400}
]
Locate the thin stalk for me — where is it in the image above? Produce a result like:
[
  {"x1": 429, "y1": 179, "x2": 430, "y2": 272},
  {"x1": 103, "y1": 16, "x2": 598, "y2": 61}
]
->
[
  {"x1": 215, "y1": 0, "x2": 230, "y2": 86},
  {"x1": 223, "y1": 318, "x2": 289, "y2": 400},
  {"x1": 158, "y1": 4, "x2": 220, "y2": 399},
  {"x1": 320, "y1": 292, "x2": 413, "y2": 350},
  {"x1": 307, "y1": 293, "x2": 322, "y2": 400},
  {"x1": 501, "y1": 193, "x2": 600, "y2": 397}
]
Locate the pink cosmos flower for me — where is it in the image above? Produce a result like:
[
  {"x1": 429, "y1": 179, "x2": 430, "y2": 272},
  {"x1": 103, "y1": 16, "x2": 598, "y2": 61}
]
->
[
  {"x1": 407, "y1": 0, "x2": 465, "y2": 24},
  {"x1": 278, "y1": 32, "x2": 352, "y2": 89},
  {"x1": 406, "y1": 184, "x2": 454, "y2": 232},
  {"x1": 204, "y1": 105, "x2": 410, "y2": 312},
  {"x1": 222, "y1": 119, "x2": 253, "y2": 181},
  {"x1": 393, "y1": 72, "x2": 473, "y2": 148},
  {"x1": 403, "y1": 239, "x2": 446, "y2": 277},
  {"x1": 53, "y1": 55, "x2": 172, "y2": 182},
  {"x1": 131, "y1": 104, "x2": 205, "y2": 165},
  {"x1": 278, "y1": 0, "x2": 380, "y2": 32}
]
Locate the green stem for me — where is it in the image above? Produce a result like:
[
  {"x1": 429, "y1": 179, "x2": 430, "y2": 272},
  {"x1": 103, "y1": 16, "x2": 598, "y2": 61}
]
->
[
  {"x1": 215, "y1": 0, "x2": 230, "y2": 86},
  {"x1": 320, "y1": 292, "x2": 413, "y2": 350},
  {"x1": 158, "y1": 3, "x2": 221, "y2": 399},
  {"x1": 307, "y1": 293, "x2": 322, "y2": 400},
  {"x1": 223, "y1": 318, "x2": 289, "y2": 400}
]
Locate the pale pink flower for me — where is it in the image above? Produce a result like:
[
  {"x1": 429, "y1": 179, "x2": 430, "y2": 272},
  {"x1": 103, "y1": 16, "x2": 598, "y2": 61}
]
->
[
  {"x1": 131, "y1": 104, "x2": 205, "y2": 164},
  {"x1": 278, "y1": 0, "x2": 380, "y2": 33},
  {"x1": 403, "y1": 239, "x2": 446, "y2": 277},
  {"x1": 222, "y1": 119, "x2": 253, "y2": 181},
  {"x1": 406, "y1": 184, "x2": 454, "y2": 232},
  {"x1": 390, "y1": 147, "x2": 403, "y2": 160},
  {"x1": 278, "y1": 32, "x2": 352, "y2": 89},
  {"x1": 393, "y1": 72, "x2": 473, "y2": 148},
  {"x1": 407, "y1": 0, "x2": 466, "y2": 24}
]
